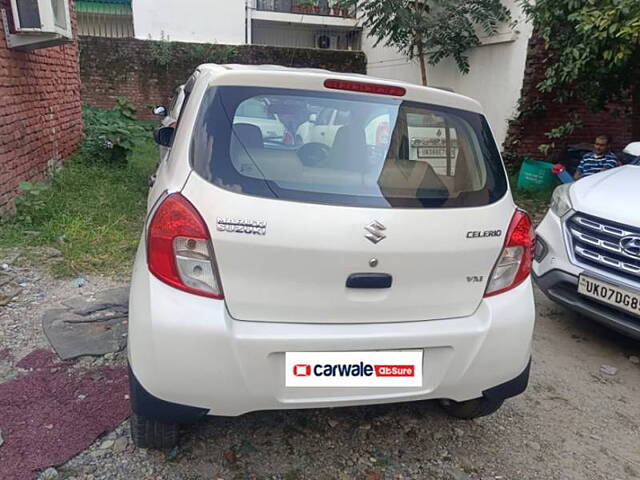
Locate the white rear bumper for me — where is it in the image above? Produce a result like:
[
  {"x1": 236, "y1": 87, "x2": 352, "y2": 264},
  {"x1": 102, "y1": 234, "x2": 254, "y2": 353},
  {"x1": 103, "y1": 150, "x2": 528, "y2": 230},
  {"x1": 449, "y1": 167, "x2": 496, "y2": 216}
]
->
[{"x1": 128, "y1": 248, "x2": 535, "y2": 416}]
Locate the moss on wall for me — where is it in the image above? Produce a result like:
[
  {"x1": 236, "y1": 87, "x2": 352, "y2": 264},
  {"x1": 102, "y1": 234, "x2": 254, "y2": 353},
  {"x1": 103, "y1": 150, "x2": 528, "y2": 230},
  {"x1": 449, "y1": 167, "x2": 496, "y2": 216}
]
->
[{"x1": 79, "y1": 36, "x2": 367, "y2": 118}]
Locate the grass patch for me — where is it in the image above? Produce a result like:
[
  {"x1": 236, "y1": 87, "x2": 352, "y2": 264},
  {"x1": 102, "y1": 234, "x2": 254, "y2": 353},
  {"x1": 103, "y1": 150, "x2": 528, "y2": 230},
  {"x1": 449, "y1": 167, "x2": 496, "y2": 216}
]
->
[{"x1": 0, "y1": 140, "x2": 158, "y2": 277}]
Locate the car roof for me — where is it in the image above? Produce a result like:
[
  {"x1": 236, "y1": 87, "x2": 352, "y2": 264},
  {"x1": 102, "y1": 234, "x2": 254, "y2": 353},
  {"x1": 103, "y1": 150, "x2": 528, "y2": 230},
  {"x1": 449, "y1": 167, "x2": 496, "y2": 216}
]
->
[{"x1": 196, "y1": 63, "x2": 483, "y2": 113}]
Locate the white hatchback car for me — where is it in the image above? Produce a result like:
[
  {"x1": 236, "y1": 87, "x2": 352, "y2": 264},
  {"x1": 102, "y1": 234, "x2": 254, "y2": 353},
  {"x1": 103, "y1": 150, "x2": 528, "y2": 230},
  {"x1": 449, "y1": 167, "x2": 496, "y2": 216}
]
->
[{"x1": 129, "y1": 64, "x2": 536, "y2": 448}]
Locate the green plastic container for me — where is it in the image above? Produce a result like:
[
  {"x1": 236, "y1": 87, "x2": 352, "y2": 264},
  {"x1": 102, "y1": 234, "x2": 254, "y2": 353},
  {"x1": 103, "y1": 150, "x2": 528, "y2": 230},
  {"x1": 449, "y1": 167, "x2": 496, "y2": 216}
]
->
[{"x1": 516, "y1": 158, "x2": 558, "y2": 191}]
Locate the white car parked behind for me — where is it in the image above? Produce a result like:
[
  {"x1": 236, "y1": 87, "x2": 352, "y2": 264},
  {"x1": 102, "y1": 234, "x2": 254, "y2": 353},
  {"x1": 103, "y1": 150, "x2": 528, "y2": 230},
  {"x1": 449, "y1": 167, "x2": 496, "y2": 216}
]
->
[{"x1": 534, "y1": 164, "x2": 640, "y2": 339}]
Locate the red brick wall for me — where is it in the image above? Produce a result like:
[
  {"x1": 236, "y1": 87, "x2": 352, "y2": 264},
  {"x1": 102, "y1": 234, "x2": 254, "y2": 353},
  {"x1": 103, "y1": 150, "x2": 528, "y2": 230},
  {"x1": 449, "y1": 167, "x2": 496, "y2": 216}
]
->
[
  {"x1": 79, "y1": 36, "x2": 368, "y2": 120},
  {"x1": 504, "y1": 35, "x2": 637, "y2": 163},
  {"x1": 0, "y1": 0, "x2": 83, "y2": 215}
]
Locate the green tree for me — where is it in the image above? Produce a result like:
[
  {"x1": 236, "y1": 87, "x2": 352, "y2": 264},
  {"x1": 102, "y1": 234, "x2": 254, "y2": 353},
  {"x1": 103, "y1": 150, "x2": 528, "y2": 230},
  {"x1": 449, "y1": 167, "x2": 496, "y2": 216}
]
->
[
  {"x1": 520, "y1": 0, "x2": 640, "y2": 110},
  {"x1": 339, "y1": 0, "x2": 511, "y2": 85}
]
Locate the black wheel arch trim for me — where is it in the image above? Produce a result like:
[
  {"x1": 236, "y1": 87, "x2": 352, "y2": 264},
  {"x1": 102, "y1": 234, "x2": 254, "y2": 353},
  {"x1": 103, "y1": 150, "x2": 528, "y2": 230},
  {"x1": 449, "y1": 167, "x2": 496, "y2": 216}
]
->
[
  {"x1": 481, "y1": 358, "x2": 531, "y2": 403},
  {"x1": 128, "y1": 364, "x2": 209, "y2": 425}
]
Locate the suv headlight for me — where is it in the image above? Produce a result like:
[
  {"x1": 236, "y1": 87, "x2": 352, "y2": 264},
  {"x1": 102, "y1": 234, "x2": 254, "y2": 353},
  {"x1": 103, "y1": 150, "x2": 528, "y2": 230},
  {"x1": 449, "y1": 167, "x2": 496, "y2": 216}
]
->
[{"x1": 550, "y1": 184, "x2": 573, "y2": 217}]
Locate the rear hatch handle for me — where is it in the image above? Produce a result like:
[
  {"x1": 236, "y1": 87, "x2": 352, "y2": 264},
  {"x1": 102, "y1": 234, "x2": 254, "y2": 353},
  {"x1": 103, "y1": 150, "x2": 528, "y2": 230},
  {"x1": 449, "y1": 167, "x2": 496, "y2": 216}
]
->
[{"x1": 346, "y1": 273, "x2": 393, "y2": 289}]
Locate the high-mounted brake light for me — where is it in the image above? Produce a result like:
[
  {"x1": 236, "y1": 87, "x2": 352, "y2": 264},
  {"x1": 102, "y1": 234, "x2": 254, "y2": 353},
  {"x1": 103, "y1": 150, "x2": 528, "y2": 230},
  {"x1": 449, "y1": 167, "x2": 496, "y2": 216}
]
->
[
  {"x1": 147, "y1": 193, "x2": 223, "y2": 299},
  {"x1": 484, "y1": 210, "x2": 535, "y2": 297},
  {"x1": 324, "y1": 79, "x2": 406, "y2": 97}
]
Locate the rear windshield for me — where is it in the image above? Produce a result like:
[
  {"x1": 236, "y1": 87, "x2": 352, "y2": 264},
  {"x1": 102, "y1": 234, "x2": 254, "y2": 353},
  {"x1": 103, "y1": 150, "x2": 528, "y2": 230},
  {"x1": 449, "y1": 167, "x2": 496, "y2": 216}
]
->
[{"x1": 191, "y1": 86, "x2": 507, "y2": 208}]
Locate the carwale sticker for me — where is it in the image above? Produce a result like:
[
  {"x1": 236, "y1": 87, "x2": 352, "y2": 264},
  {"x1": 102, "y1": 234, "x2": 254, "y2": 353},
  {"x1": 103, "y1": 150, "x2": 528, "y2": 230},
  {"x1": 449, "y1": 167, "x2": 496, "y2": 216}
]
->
[{"x1": 285, "y1": 351, "x2": 423, "y2": 387}]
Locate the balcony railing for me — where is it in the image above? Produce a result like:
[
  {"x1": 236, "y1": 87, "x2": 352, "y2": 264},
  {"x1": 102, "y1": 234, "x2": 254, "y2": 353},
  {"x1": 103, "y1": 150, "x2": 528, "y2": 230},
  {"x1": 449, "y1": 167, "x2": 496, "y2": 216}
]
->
[{"x1": 256, "y1": 0, "x2": 356, "y2": 19}]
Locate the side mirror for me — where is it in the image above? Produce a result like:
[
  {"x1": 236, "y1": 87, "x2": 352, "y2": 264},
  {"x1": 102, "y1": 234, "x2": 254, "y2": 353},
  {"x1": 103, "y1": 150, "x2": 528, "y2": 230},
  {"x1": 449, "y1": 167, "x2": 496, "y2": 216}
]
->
[
  {"x1": 309, "y1": 113, "x2": 318, "y2": 123},
  {"x1": 153, "y1": 105, "x2": 167, "y2": 117},
  {"x1": 154, "y1": 126, "x2": 175, "y2": 147}
]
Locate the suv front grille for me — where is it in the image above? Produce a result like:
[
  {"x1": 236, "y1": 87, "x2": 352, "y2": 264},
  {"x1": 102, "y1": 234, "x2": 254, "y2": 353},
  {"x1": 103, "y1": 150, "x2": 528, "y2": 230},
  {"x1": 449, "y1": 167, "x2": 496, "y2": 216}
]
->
[{"x1": 567, "y1": 213, "x2": 640, "y2": 283}]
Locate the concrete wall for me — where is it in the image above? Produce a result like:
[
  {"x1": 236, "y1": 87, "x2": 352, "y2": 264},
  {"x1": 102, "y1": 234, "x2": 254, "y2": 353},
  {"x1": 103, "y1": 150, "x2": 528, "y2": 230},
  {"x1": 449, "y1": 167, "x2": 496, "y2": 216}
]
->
[
  {"x1": 132, "y1": 0, "x2": 247, "y2": 44},
  {"x1": 363, "y1": 0, "x2": 533, "y2": 147},
  {"x1": 0, "y1": 0, "x2": 83, "y2": 214}
]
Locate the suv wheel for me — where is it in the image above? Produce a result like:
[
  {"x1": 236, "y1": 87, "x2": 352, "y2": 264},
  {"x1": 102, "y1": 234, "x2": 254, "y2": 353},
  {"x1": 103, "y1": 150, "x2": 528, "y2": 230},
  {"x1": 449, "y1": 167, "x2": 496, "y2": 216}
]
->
[
  {"x1": 130, "y1": 411, "x2": 179, "y2": 449},
  {"x1": 439, "y1": 397, "x2": 503, "y2": 419}
]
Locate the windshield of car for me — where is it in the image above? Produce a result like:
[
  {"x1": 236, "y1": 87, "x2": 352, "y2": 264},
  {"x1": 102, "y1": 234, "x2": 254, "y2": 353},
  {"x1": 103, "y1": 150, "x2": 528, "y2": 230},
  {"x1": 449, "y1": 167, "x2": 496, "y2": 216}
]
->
[{"x1": 191, "y1": 86, "x2": 507, "y2": 208}]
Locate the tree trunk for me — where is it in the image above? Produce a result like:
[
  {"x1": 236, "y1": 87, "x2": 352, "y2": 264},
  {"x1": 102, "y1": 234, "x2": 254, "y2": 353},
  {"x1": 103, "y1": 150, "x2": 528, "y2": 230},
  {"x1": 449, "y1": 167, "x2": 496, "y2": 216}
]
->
[
  {"x1": 417, "y1": 42, "x2": 428, "y2": 86},
  {"x1": 414, "y1": 0, "x2": 428, "y2": 86}
]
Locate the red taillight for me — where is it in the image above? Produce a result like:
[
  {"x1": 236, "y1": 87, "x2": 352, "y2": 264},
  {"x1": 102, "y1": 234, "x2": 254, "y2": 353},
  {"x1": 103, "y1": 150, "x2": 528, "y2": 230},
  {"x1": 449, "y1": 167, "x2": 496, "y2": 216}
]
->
[
  {"x1": 324, "y1": 79, "x2": 406, "y2": 97},
  {"x1": 484, "y1": 210, "x2": 535, "y2": 297},
  {"x1": 147, "y1": 193, "x2": 223, "y2": 299}
]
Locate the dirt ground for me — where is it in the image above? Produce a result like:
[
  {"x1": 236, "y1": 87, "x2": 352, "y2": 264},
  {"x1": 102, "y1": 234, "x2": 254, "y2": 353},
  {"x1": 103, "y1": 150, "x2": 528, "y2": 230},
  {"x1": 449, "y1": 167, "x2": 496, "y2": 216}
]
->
[{"x1": 1, "y1": 250, "x2": 639, "y2": 480}]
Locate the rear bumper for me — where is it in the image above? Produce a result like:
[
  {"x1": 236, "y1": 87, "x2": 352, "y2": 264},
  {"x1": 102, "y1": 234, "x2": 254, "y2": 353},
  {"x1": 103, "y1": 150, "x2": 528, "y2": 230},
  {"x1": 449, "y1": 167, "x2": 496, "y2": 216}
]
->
[
  {"x1": 129, "y1": 357, "x2": 532, "y2": 424},
  {"x1": 128, "y1": 246, "x2": 535, "y2": 417}
]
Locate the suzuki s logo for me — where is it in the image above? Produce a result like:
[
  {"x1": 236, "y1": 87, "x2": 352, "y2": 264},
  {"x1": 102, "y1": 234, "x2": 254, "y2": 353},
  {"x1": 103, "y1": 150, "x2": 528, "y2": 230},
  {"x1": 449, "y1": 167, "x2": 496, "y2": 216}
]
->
[
  {"x1": 621, "y1": 235, "x2": 640, "y2": 258},
  {"x1": 365, "y1": 221, "x2": 386, "y2": 244}
]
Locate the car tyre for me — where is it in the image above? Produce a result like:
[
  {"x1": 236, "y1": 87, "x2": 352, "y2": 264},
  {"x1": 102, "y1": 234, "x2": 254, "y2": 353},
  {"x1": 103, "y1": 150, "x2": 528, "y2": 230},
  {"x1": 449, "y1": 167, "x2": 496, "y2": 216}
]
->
[
  {"x1": 130, "y1": 410, "x2": 179, "y2": 449},
  {"x1": 439, "y1": 397, "x2": 503, "y2": 419}
]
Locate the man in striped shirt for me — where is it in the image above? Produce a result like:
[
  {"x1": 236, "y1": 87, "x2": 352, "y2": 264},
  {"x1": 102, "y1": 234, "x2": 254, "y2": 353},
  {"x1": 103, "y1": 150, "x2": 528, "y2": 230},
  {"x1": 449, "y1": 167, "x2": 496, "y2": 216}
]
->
[{"x1": 575, "y1": 135, "x2": 620, "y2": 179}]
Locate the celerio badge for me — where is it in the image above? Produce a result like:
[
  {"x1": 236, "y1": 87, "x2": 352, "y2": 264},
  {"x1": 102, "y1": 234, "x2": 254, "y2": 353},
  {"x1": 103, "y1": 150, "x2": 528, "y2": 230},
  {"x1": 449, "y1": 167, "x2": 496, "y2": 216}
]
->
[{"x1": 466, "y1": 230, "x2": 502, "y2": 239}]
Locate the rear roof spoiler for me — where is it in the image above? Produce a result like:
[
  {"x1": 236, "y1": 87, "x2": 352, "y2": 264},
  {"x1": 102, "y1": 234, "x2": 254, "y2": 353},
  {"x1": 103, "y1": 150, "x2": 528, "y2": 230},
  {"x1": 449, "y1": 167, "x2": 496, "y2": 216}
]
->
[{"x1": 431, "y1": 86, "x2": 456, "y2": 93}]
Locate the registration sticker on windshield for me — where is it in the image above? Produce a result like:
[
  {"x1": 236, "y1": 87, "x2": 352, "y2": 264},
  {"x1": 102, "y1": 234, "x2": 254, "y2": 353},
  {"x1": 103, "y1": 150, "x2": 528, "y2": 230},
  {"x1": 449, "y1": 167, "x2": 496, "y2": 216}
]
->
[{"x1": 285, "y1": 351, "x2": 423, "y2": 387}]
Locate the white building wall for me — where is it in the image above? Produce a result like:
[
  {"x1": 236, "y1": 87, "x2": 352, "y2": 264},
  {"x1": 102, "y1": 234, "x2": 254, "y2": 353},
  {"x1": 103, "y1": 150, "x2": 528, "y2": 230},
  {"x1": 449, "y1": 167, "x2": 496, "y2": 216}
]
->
[
  {"x1": 363, "y1": 1, "x2": 533, "y2": 146},
  {"x1": 132, "y1": 0, "x2": 247, "y2": 44},
  {"x1": 131, "y1": 0, "x2": 530, "y2": 146}
]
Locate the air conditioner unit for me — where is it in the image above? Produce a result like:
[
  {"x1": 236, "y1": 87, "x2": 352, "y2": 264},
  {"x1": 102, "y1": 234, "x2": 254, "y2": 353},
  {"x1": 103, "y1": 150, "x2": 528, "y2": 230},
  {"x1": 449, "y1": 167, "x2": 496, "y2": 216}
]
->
[
  {"x1": 315, "y1": 33, "x2": 339, "y2": 50},
  {"x1": 1, "y1": 0, "x2": 73, "y2": 50}
]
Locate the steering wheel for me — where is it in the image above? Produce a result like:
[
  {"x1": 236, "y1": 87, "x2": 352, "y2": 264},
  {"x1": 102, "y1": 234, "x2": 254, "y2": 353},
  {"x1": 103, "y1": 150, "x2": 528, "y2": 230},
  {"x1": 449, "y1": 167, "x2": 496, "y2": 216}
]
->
[{"x1": 297, "y1": 142, "x2": 331, "y2": 166}]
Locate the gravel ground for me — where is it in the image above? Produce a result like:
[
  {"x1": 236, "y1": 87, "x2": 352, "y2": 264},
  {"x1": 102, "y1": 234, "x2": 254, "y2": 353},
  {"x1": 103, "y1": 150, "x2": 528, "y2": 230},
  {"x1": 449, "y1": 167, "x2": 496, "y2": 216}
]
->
[{"x1": 1, "y1": 248, "x2": 639, "y2": 480}]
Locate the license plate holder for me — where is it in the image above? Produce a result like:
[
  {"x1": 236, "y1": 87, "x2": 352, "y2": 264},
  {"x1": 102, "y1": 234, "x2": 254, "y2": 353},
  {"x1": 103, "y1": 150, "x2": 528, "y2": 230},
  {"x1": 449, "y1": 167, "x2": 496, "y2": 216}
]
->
[
  {"x1": 285, "y1": 351, "x2": 423, "y2": 388},
  {"x1": 577, "y1": 275, "x2": 640, "y2": 318}
]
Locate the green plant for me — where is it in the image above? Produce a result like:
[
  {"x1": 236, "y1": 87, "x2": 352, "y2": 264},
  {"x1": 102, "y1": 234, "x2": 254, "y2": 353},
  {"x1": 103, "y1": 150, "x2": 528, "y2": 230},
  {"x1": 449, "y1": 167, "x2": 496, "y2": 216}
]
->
[
  {"x1": 520, "y1": 0, "x2": 640, "y2": 110},
  {"x1": 150, "y1": 31, "x2": 174, "y2": 68},
  {"x1": 81, "y1": 100, "x2": 148, "y2": 165},
  {"x1": 184, "y1": 43, "x2": 240, "y2": 65},
  {"x1": 114, "y1": 96, "x2": 137, "y2": 120},
  {"x1": 14, "y1": 181, "x2": 51, "y2": 225},
  {"x1": 538, "y1": 115, "x2": 584, "y2": 157},
  {"x1": 337, "y1": 0, "x2": 512, "y2": 85},
  {"x1": 0, "y1": 140, "x2": 159, "y2": 277}
]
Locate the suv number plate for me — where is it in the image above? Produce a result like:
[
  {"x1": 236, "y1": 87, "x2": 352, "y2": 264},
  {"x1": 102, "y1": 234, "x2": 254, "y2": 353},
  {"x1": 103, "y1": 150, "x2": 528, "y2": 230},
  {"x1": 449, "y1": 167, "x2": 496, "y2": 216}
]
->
[{"x1": 578, "y1": 275, "x2": 640, "y2": 318}]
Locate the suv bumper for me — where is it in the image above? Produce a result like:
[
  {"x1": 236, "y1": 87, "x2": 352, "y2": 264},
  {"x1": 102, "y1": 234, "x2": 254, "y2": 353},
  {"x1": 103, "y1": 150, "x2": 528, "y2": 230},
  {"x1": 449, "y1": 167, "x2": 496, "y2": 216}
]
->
[
  {"x1": 533, "y1": 210, "x2": 640, "y2": 340},
  {"x1": 128, "y1": 248, "x2": 535, "y2": 417},
  {"x1": 533, "y1": 269, "x2": 640, "y2": 340}
]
